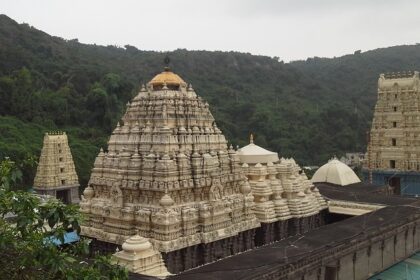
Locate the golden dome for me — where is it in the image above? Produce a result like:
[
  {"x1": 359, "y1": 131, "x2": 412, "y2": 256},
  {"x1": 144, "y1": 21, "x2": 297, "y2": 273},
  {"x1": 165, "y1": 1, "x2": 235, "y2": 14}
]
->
[{"x1": 149, "y1": 67, "x2": 187, "y2": 87}]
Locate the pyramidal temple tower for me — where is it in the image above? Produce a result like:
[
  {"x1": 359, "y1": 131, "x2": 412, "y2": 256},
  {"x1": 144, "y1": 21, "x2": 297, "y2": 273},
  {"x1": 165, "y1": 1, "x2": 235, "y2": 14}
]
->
[
  {"x1": 80, "y1": 67, "x2": 260, "y2": 272},
  {"x1": 34, "y1": 132, "x2": 80, "y2": 204}
]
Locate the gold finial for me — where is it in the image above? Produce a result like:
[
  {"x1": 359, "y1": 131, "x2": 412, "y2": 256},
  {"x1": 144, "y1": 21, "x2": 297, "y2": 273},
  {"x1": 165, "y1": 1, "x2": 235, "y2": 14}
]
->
[{"x1": 250, "y1": 133, "x2": 254, "y2": 144}]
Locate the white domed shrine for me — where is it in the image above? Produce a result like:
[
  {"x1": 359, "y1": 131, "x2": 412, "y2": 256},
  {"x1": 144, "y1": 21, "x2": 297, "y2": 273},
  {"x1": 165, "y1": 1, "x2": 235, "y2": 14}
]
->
[
  {"x1": 237, "y1": 134, "x2": 279, "y2": 164},
  {"x1": 311, "y1": 158, "x2": 361, "y2": 186}
]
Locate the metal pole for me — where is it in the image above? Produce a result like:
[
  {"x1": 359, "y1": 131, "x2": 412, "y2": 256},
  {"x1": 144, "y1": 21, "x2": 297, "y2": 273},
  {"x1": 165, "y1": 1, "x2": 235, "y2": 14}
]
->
[{"x1": 367, "y1": 131, "x2": 373, "y2": 184}]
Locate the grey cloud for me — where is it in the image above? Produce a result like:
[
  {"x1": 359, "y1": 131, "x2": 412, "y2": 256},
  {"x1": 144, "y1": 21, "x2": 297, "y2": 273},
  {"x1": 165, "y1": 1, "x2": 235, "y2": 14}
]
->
[{"x1": 1, "y1": 0, "x2": 420, "y2": 61}]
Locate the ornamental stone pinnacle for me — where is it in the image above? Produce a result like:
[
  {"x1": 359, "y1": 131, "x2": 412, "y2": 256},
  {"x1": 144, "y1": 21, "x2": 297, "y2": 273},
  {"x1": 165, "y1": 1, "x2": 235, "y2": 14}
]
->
[{"x1": 34, "y1": 131, "x2": 80, "y2": 204}]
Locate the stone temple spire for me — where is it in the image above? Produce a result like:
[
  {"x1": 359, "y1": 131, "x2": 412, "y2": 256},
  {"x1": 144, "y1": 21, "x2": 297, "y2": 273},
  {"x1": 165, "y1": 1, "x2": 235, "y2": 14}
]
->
[
  {"x1": 34, "y1": 131, "x2": 80, "y2": 204},
  {"x1": 80, "y1": 67, "x2": 259, "y2": 273}
]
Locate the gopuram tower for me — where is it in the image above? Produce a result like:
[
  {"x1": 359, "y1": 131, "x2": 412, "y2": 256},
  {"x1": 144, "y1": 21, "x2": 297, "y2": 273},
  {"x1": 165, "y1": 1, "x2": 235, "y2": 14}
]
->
[
  {"x1": 364, "y1": 71, "x2": 420, "y2": 195},
  {"x1": 80, "y1": 66, "x2": 260, "y2": 273},
  {"x1": 34, "y1": 132, "x2": 80, "y2": 204}
]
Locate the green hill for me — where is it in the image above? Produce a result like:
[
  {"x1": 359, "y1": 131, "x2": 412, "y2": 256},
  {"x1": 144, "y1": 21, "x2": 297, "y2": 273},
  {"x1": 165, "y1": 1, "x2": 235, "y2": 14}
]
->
[{"x1": 1, "y1": 14, "x2": 419, "y2": 187}]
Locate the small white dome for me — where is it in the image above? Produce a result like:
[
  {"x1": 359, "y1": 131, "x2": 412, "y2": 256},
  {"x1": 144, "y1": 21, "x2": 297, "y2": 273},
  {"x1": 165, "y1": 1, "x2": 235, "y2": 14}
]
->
[
  {"x1": 238, "y1": 143, "x2": 279, "y2": 164},
  {"x1": 311, "y1": 158, "x2": 361, "y2": 186}
]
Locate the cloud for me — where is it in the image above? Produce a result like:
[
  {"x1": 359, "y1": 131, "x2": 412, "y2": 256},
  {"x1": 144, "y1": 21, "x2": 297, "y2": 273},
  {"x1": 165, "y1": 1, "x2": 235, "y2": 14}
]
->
[{"x1": 2, "y1": 0, "x2": 420, "y2": 61}]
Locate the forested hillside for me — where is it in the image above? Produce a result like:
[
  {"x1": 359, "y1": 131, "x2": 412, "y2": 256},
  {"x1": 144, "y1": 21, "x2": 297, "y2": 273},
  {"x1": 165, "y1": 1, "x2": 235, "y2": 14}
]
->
[{"x1": 1, "y1": 14, "x2": 419, "y2": 187}]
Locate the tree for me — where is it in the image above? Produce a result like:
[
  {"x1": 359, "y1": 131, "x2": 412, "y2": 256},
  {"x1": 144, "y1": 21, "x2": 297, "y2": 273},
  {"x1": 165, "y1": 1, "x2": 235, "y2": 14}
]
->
[{"x1": 0, "y1": 158, "x2": 128, "y2": 280}]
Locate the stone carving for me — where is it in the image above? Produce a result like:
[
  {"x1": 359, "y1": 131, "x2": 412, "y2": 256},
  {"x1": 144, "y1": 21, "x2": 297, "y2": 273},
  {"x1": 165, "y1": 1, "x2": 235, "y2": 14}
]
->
[
  {"x1": 112, "y1": 234, "x2": 170, "y2": 278},
  {"x1": 110, "y1": 183, "x2": 124, "y2": 207},
  {"x1": 238, "y1": 139, "x2": 328, "y2": 223},
  {"x1": 238, "y1": 138, "x2": 328, "y2": 245},
  {"x1": 33, "y1": 131, "x2": 80, "y2": 204}
]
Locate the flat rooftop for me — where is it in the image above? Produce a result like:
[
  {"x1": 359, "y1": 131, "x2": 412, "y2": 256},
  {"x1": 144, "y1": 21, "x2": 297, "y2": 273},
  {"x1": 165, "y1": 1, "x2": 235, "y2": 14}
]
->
[
  {"x1": 167, "y1": 205, "x2": 420, "y2": 280},
  {"x1": 316, "y1": 182, "x2": 418, "y2": 206},
  {"x1": 130, "y1": 183, "x2": 420, "y2": 280}
]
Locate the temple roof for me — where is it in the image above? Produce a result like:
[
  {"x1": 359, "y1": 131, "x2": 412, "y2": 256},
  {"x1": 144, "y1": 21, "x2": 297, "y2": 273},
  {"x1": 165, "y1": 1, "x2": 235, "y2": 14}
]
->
[
  {"x1": 237, "y1": 136, "x2": 279, "y2": 164},
  {"x1": 311, "y1": 158, "x2": 361, "y2": 186},
  {"x1": 148, "y1": 67, "x2": 187, "y2": 87}
]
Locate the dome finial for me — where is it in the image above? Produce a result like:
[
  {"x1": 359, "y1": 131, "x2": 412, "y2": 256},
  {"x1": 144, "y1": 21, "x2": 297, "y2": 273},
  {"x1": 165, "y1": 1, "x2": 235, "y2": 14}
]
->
[
  {"x1": 164, "y1": 54, "x2": 170, "y2": 71},
  {"x1": 250, "y1": 133, "x2": 254, "y2": 144}
]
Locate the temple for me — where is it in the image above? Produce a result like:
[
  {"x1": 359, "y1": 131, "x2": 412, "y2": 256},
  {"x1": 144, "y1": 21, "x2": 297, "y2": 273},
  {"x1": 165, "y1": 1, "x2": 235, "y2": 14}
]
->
[
  {"x1": 363, "y1": 71, "x2": 420, "y2": 195},
  {"x1": 80, "y1": 67, "x2": 327, "y2": 274},
  {"x1": 29, "y1": 67, "x2": 420, "y2": 280},
  {"x1": 238, "y1": 136, "x2": 327, "y2": 245},
  {"x1": 33, "y1": 131, "x2": 80, "y2": 204}
]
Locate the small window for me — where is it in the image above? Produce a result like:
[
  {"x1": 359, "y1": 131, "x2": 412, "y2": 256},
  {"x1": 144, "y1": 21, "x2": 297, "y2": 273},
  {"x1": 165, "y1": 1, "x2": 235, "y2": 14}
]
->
[
  {"x1": 59, "y1": 149, "x2": 62, "y2": 153},
  {"x1": 393, "y1": 122, "x2": 397, "y2": 128},
  {"x1": 393, "y1": 106, "x2": 397, "y2": 112},
  {"x1": 395, "y1": 94, "x2": 398, "y2": 99},
  {"x1": 325, "y1": 266, "x2": 337, "y2": 280},
  {"x1": 60, "y1": 168, "x2": 64, "y2": 173},
  {"x1": 392, "y1": 138, "x2": 396, "y2": 146},
  {"x1": 59, "y1": 157, "x2": 63, "y2": 162},
  {"x1": 390, "y1": 160, "x2": 396, "y2": 169},
  {"x1": 61, "y1": 179, "x2": 66, "y2": 185}
]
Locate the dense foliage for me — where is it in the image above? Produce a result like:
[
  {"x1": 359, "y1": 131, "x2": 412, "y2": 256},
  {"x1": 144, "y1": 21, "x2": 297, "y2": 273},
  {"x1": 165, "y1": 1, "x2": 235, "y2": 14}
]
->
[
  {"x1": 0, "y1": 158, "x2": 128, "y2": 279},
  {"x1": 1, "y1": 14, "x2": 420, "y2": 188}
]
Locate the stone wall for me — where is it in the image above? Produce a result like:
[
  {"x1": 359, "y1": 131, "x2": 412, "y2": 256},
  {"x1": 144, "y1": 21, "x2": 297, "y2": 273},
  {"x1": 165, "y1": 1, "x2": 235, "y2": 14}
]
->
[{"x1": 237, "y1": 211, "x2": 420, "y2": 280}]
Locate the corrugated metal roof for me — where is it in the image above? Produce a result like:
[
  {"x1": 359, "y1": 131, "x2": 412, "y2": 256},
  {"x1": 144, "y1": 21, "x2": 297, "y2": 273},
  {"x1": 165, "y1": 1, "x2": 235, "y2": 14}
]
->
[{"x1": 369, "y1": 252, "x2": 420, "y2": 280}]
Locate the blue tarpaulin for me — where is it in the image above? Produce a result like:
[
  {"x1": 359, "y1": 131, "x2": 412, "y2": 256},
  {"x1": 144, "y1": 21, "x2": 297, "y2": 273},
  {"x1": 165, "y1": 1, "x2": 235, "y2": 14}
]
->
[{"x1": 46, "y1": 231, "x2": 80, "y2": 246}]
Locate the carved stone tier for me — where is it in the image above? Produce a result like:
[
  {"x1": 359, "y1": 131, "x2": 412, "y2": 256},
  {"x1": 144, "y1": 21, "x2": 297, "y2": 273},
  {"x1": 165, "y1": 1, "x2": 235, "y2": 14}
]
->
[
  {"x1": 237, "y1": 139, "x2": 328, "y2": 246},
  {"x1": 238, "y1": 139, "x2": 328, "y2": 224},
  {"x1": 112, "y1": 234, "x2": 170, "y2": 278}
]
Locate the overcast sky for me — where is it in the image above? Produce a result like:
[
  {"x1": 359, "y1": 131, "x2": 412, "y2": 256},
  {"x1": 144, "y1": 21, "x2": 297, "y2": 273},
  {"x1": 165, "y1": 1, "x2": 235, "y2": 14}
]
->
[{"x1": 2, "y1": 0, "x2": 420, "y2": 61}]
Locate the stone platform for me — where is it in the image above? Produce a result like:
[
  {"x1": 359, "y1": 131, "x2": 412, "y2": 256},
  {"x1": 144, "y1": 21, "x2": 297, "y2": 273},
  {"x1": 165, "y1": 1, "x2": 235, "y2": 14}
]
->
[{"x1": 88, "y1": 211, "x2": 327, "y2": 274}]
